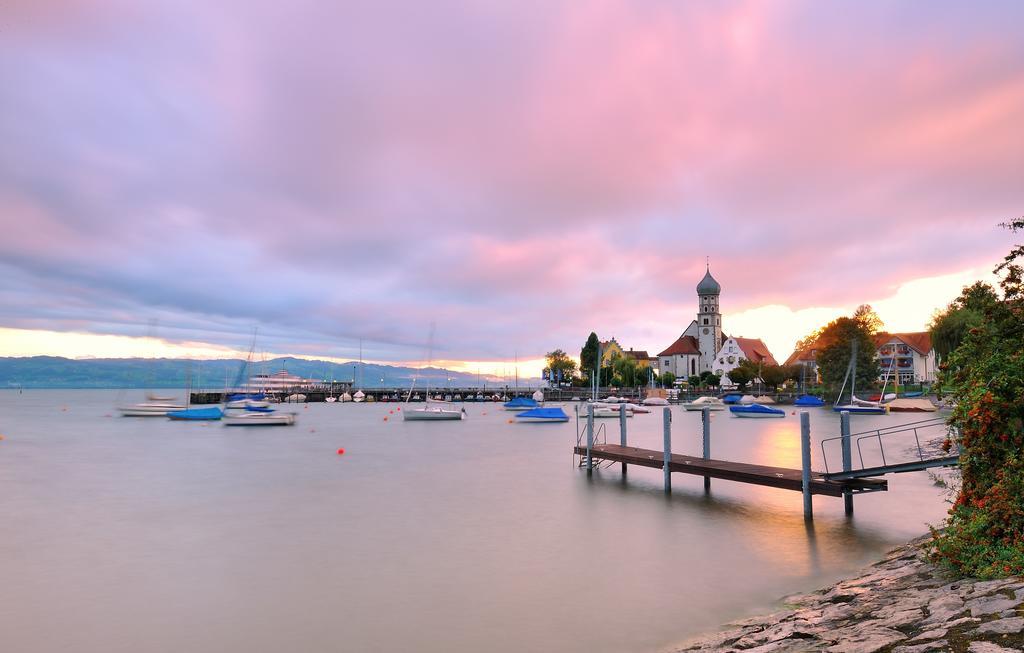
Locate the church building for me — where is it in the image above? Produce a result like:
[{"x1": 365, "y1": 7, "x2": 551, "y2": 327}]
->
[{"x1": 656, "y1": 266, "x2": 777, "y2": 385}]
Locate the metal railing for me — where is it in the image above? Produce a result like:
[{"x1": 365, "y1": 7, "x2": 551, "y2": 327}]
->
[
  {"x1": 820, "y1": 417, "x2": 960, "y2": 478},
  {"x1": 573, "y1": 405, "x2": 610, "y2": 468}
]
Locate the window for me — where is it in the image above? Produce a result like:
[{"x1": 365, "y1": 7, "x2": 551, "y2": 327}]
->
[
  {"x1": 727, "y1": 356, "x2": 735, "y2": 364},
  {"x1": 719, "y1": 357, "x2": 724, "y2": 364},
  {"x1": 703, "y1": 318, "x2": 708, "y2": 325}
]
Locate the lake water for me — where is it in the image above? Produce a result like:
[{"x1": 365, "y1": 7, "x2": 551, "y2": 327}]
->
[{"x1": 0, "y1": 390, "x2": 952, "y2": 653}]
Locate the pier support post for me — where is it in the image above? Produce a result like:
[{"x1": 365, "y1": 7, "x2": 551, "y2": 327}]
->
[
  {"x1": 702, "y1": 407, "x2": 711, "y2": 492},
  {"x1": 586, "y1": 403, "x2": 594, "y2": 474},
  {"x1": 800, "y1": 411, "x2": 813, "y2": 520},
  {"x1": 840, "y1": 410, "x2": 853, "y2": 515},
  {"x1": 663, "y1": 407, "x2": 672, "y2": 493},
  {"x1": 619, "y1": 401, "x2": 628, "y2": 475}
]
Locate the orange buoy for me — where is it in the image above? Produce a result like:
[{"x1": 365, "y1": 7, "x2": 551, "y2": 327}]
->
[
  {"x1": 396, "y1": 407, "x2": 401, "y2": 411},
  {"x1": 336, "y1": 448, "x2": 345, "y2": 455},
  {"x1": 0, "y1": 435, "x2": 5, "y2": 441},
  {"x1": 383, "y1": 416, "x2": 389, "y2": 421},
  {"x1": 507, "y1": 418, "x2": 514, "y2": 424}
]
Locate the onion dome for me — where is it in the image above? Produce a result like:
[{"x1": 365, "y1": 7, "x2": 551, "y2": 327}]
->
[{"x1": 696, "y1": 266, "x2": 721, "y2": 295}]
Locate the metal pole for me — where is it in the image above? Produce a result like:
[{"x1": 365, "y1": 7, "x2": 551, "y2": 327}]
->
[
  {"x1": 586, "y1": 403, "x2": 595, "y2": 474},
  {"x1": 800, "y1": 411, "x2": 812, "y2": 520},
  {"x1": 619, "y1": 400, "x2": 628, "y2": 476},
  {"x1": 702, "y1": 406, "x2": 711, "y2": 492},
  {"x1": 840, "y1": 410, "x2": 853, "y2": 515},
  {"x1": 663, "y1": 407, "x2": 672, "y2": 492}
]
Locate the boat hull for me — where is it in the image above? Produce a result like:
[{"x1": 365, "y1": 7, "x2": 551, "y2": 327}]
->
[
  {"x1": 167, "y1": 407, "x2": 224, "y2": 421},
  {"x1": 682, "y1": 404, "x2": 726, "y2": 411},
  {"x1": 118, "y1": 404, "x2": 186, "y2": 417},
  {"x1": 730, "y1": 404, "x2": 786, "y2": 418},
  {"x1": 832, "y1": 405, "x2": 888, "y2": 415},
  {"x1": 403, "y1": 409, "x2": 464, "y2": 421},
  {"x1": 223, "y1": 414, "x2": 295, "y2": 426}
]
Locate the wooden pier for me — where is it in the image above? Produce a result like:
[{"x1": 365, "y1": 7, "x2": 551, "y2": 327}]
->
[{"x1": 572, "y1": 443, "x2": 887, "y2": 497}]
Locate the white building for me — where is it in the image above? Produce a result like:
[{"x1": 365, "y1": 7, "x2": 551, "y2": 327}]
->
[
  {"x1": 713, "y1": 337, "x2": 779, "y2": 385},
  {"x1": 874, "y1": 333, "x2": 937, "y2": 384}
]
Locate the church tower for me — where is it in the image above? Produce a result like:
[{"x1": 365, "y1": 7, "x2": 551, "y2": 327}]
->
[{"x1": 696, "y1": 264, "x2": 722, "y2": 373}]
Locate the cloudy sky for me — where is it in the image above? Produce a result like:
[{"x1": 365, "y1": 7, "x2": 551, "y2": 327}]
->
[{"x1": 1, "y1": 1, "x2": 1021, "y2": 374}]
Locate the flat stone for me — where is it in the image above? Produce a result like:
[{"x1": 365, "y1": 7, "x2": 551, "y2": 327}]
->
[
  {"x1": 824, "y1": 625, "x2": 906, "y2": 653},
  {"x1": 974, "y1": 616, "x2": 1024, "y2": 634},
  {"x1": 876, "y1": 608, "x2": 925, "y2": 628},
  {"x1": 967, "y1": 595, "x2": 1022, "y2": 617},
  {"x1": 925, "y1": 594, "x2": 966, "y2": 623},
  {"x1": 968, "y1": 578, "x2": 1020, "y2": 597},
  {"x1": 733, "y1": 620, "x2": 822, "y2": 648},
  {"x1": 968, "y1": 642, "x2": 1022, "y2": 653},
  {"x1": 908, "y1": 627, "x2": 948, "y2": 642},
  {"x1": 891, "y1": 641, "x2": 948, "y2": 653},
  {"x1": 741, "y1": 639, "x2": 824, "y2": 653}
]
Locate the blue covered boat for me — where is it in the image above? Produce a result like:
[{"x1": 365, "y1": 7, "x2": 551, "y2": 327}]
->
[
  {"x1": 722, "y1": 393, "x2": 743, "y2": 404},
  {"x1": 503, "y1": 397, "x2": 539, "y2": 411},
  {"x1": 515, "y1": 407, "x2": 570, "y2": 423},
  {"x1": 794, "y1": 395, "x2": 825, "y2": 407},
  {"x1": 167, "y1": 407, "x2": 224, "y2": 421},
  {"x1": 729, "y1": 404, "x2": 786, "y2": 418}
]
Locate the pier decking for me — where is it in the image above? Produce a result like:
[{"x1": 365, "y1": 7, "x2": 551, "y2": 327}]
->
[{"x1": 573, "y1": 443, "x2": 888, "y2": 497}]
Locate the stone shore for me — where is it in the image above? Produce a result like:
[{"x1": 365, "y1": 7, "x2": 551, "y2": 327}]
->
[{"x1": 674, "y1": 535, "x2": 1024, "y2": 653}]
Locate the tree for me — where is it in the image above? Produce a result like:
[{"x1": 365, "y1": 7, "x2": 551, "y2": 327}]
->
[
  {"x1": 814, "y1": 315, "x2": 881, "y2": 399},
  {"x1": 759, "y1": 364, "x2": 788, "y2": 391},
  {"x1": 929, "y1": 282, "x2": 1000, "y2": 362},
  {"x1": 579, "y1": 333, "x2": 599, "y2": 383},
  {"x1": 726, "y1": 360, "x2": 756, "y2": 391},
  {"x1": 930, "y1": 218, "x2": 1024, "y2": 578},
  {"x1": 659, "y1": 371, "x2": 676, "y2": 387},
  {"x1": 545, "y1": 349, "x2": 577, "y2": 384},
  {"x1": 612, "y1": 356, "x2": 640, "y2": 387},
  {"x1": 699, "y1": 370, "x2": 720, "y2": 388},
  {"x1": 853, "y1": 304, "x2": 884, "y2": 334}
]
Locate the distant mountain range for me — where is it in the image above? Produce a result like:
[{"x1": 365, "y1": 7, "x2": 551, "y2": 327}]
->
[{"x1": 0, "y1": 356, "x2": 536, "y2": 390}]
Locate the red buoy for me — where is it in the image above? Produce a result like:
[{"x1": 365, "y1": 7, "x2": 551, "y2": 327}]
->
[{"x1": 337, "y1": 448, "x2": 345, "y2": 455}]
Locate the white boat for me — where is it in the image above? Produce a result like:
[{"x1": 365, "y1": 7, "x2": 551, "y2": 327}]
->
[
  {"x1": 752, "y1": 395, "x2": 776, "y2": 404},
  {"x1": 642, "y1": 397, "x2": 669, "y2": 406},
  {"x1": 590, "y1": 406, "x2": 633, "y2": 418},
  {"x1": 403, "y1": 403, "x2": 466, "y2": 421},
  {"x1": 681, "y1": 396, "x2": 726, "y2": 411},
  {"x1": 739, "y1": 395, "x2": 756, "y2": 405},
  {"x1": 223, "y1": 412, "x2": 296, "y2": 426},
  {"x1": 532, "y1": 390, "x2": 545, "y2": 403},
  {"x1": 118, "y1": 402, "x2": 186, "y2": 417},
  {"x1": 325, "y1": 396, "x2": 337, "y2": 403},
  {"x1": 285, "y1": 393, "x2": 307, "y2": 403},
  {"x1": 623, "y1": 403, "x2": 651, "y2": 414},
  {"x1": 353, "y1": 390, "x2": 365, "y2": 403},
  {"x1": 340, "y1": 392, "x2": 352, "y2": 402}
]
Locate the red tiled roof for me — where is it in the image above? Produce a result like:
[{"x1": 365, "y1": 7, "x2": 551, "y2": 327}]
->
[
  {"x1": 658, "y1": 336, "x2": 700, "y2": 357},
  {"x1": 874, "y1": 332, "x2": 932, "y2": 355},
  {"x1": 733, "y1": 337, "x2": 778, "y2": 366},
  {"x1": 624, "y1": 349, "x2": 650, "y2": 360}
]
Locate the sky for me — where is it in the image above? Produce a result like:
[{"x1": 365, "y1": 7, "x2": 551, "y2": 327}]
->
[{"x1": 1, "y1": 1, "x2": 1022, "y2": 377}]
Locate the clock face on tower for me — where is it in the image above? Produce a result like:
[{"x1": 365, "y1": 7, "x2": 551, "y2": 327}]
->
[{"x1": 702, "y1": 328, "x2": 710, "y2": 335}]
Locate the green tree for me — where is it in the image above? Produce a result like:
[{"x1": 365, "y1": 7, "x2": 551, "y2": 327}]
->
[
  {"x1": 759, "y1": 364, "x2": 787, "y2": 391},
  {"x1": 612, "y1": 356, "x2": 640, "y2": 387},
  {"x1": 930, "y1": 218, "x2": 1024, "y2": 578},
  {"x1": 929, "y1": 282, "x2": 1000, "y2": 362},
  {"x1": 659, "y1": 371, "x2": 676, "y2": 387},
  {"x1": 545, "y1": 349, "x2": 577, "y2": 384},
  {"x1": 726, "y1": 360, "x2": 756, "y2": 391},
  {"x1": 853, "y1": 304, "x2": 884, "y2": 334},
  {"x1": 579, "y1": 333, "x2": 599, "y2": 383},
  {"x1": 699, "y1": 370, "x2": 720, "y2": 388},
  {"x1": 815, "y1": 315, "x2": 881, "y2": 400}
]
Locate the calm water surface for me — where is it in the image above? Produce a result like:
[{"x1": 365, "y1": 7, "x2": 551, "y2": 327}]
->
[{"x1": 0, "y1": 390, "x2": 951, "y2": 652}]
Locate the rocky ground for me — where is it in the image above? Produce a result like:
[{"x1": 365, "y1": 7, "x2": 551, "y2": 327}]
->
[{"x1": 674, "y1": 535, "x2": 1024, "y2": 653}]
